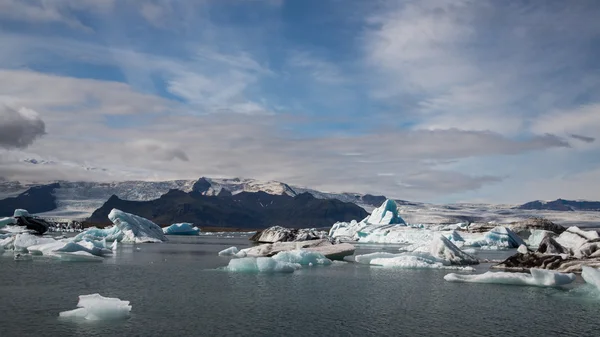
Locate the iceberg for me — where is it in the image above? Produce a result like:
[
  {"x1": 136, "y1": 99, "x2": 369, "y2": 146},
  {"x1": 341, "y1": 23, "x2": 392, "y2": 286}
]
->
[
  {"x1": 582, "y1": 266, "x2": 600, "y2": 291},
  {"x1": 218, "y1": 246, "x2": 240, "y2": 256},
  {"x1": 250, "y1": 226, "x2": 327, "y2": 243},
  {"x1": 271, "y1": 250, "x2": 332, "y2": 266},
  {"x1": 444, "y1": 269, "x2": 576, "y2": 287},
  {"x1": 59, "y1": 294, "x2": 131, "y2": 320},
  {"x1": 526, "y1": 230, "x2": 555, "y2": 248},
  {"x1": 55, "y1": 251, "x2": 104, "y2": 262},
  {"x1": 483, "y1": 226, "x2": 525, "y2": 248},
  {"x1": 236, "y1": 239, "x2": 355, "y2": 260},
  {"x1": 428, "y1": 234, "x2": 478, "y2": 265},
  {"x1": 364, "y1": 199, "x2": 405, "y2": 225},
  {"x1": 517, "y1": 244, "x2": 529, "y2": 254},
  {"x1": 13, "y1": 233, "x2": 56, "y2": 252},
  {"x1": 74, "y1": 226, "x2": 123, "y2": 242},
  {"x1": 109, "y1": 209, "x2": 166, "y2": 243},
  {"x1": 162, "y1": 223, "x2": 200, "y2": 236},
  {"x1": 13, "y1": 209, "x2": 30, "y2": 217},
  {"x1": 0, "y1": 217, "x2": 16, "y2": 228},
  {"x1": 225, "y1": 257, "x2": 299, "y2": 273},
  {"x1": 369, "y1": 255, "x2": 473, "y2": 270}
]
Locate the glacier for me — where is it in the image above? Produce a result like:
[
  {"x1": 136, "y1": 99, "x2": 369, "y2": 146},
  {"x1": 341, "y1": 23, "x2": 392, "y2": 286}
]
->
[
  {"x1": 59, "y1": 294, "x2": 131, "y2": 321},
  {"x1": 162, "y1": 223, "x2": 200, "y2": 236},
  {"x1": 444, "y1": 269, "x2": 576, "y2": 287}
]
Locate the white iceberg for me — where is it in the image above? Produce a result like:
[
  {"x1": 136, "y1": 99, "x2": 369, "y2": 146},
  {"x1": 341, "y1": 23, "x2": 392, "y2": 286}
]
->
[
  {"x1": 444, "y1": 269, "x2": 576, "y2": 287},
  {"x1": 555, "y1": 226, "x2": 600, "y2": 258},
  {"x1": 582, "y1": 266, "x2": 600, "y2": 291},
  {"x1": 75, "y1": 210, "x2": 166, "y2": 243},
  {"x1": 364, "y1": 199, "x2": 405, "y2": 225},
  {"x1": 162, "y1": 223, "x2": 200, "y2": 236},
  {"x1": 483, "y1": 226, "x2": 525, "y2": 248},
  {"x1": 0, "y1": 217, "x2": 16, "y2": 228},
  {"x1": 428, "y1": 234, "x2": 478, "y2": 265},
  {"x1": 59, "y1": 294, "x2": 131, "y2": 320},
  {"x1": 13, "y1": 233, "x2": 56, "y2": 252},
  {"x1": 109, "y1": 209, "x2": 166, "y2": 243},
  {"x1": 218, "y1": 246, "x2": 240, "y2": 256},
  {"x1": 55, "y1": 251, "x2": 104, "y2": 262},
  {"x1": 225, "y1": 257, "x2": 299, "y2": 273},
  {"x1": 526, "y1": 230, "x2": 555, "y2": 248},
  {"x1": 271, "y1": 250, "x2": 332, "y2": 266}
]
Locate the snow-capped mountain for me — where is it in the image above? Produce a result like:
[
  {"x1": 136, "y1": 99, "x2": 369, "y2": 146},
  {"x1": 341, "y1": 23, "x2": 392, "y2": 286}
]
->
[{"x1": 0, "y1": 177, "x2": 387, "y2": 218}]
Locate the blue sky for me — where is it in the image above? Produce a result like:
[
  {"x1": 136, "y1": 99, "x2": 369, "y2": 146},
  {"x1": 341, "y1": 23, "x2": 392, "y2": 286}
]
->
[{"x1": 0, "y1": 0, "x2": 599, "y2": 204}]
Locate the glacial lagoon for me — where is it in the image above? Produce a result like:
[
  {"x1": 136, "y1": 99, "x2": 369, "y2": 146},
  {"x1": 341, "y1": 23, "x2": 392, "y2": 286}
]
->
[{"x1": 1, "y1": 234, "x2": 599, "y2": 337}]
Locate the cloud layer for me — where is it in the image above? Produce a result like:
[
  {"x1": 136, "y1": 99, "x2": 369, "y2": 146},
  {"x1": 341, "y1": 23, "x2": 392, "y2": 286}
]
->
[{"x1": 0, "y1": 0, "x2": 599, "y2": 203}]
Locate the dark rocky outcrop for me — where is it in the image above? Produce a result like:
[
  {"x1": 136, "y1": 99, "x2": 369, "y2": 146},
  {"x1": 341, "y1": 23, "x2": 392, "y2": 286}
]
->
[
  {"x1": 0, "y1": 183, "x2": 60, "y2": 217},
  {"x1": 89, "y1": 190, "x2": 368, "y2": 229}
]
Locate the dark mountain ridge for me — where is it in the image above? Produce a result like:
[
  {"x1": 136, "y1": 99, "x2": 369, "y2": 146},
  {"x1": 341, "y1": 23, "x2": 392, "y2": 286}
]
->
[{"x1": 517, "y1": 199, "x2": 600, "y2": 212}]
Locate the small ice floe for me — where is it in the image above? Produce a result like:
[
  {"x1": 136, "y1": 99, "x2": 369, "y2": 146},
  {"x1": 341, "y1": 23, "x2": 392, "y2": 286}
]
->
[
  {"x1": 444, "y1": 269, "x2": 575, "y2": 287},
  {"x1": 59, "y1": 294, "x2": 132, "y2": 321}
]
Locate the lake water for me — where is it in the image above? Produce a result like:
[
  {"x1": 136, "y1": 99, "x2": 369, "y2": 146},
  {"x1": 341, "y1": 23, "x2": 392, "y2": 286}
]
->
[{"x1": 1, "y1": 234, "x2": 599, "y2": 337}]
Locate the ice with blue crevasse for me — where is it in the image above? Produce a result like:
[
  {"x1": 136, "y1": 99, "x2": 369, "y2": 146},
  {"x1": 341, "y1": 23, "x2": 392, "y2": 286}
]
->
[
  {"x1": 162, "y1": 223, "x2": 200, "y2": 235},
  {"x1": 59, "y1": 294, "x2": 132, "y2": 320},
  {"x1": 444, "y1": 269, "x2": 576, "y2": 287}
]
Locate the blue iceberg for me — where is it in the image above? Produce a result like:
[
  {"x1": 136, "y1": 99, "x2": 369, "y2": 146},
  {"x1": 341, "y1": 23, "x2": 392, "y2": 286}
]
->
[{"x1": 162, "y1": 223, "x2": 200, "y2": 236}]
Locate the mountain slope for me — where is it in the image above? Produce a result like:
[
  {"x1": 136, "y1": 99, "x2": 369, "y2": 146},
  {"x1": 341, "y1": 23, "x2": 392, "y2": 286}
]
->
[
  {"x1": 0, "y1": 183, "x2": 60, "y2": 217},
  {"x1": 89, "y1": 190, "x2": 368, "y2": 228},
  {"x1": 517, "y1": 199, "x2": 600, "y2": 212}
]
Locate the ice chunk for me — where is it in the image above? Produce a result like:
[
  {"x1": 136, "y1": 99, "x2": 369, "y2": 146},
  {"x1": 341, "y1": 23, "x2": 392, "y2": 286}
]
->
[
  {"x1": 271, "y1": 250, "x2": 332, "y2": 266},
  {"x1": 13, "y1": 209, "x2": 30, "y2": 217},
  {"x1": 251, "y1": 226, "x2": 327, "y2": 243},
  {"x1": 370, "y1": 255, "x2": 473, "y2": 270},
  {"x1": 555, "y1": 226, "x2": 600, "y2": 257},
  {"x1": 225, "y1": 257, "x2": 299, "y2": 273},
  {"x1": 582, "y1": 266, "x2": 600, "y2": 291},
  {"x1": 483, "y1": 226, "x2": 525, "y2": 248},
  {"x1": 365, "y1": 200, "x2": 405, "y2": 225},
  {"x1": 56, "y1": 251, "x2": 104, "y2": 262},
  {"x1": 428, "y1": 235, "x2": 478, "y2": 265},
  {"x1": 444, "y1": 269, "x2": 575, "y2": 287},
  {"x1": 13, "y1": 233, "x2": 56, "y2": 252},
  {"x1": 218, "y1": 246, "x2": 239, "y2": 256},
  {"x1": 446, "y1": 230, "x2": 465, "y2": 242},
  {"x1": 162, "y1": 223, "x2": 200, "y2": 236},
  {"x1": 59, "y1": 294, "x2": 131, "y2": 320},
  {"x1": 74, "y1": 226, "x2": 123, "y2": 242},
  {"x1": 0, "y1": 217, "x2": 16, "y2": 228},
  {"x1": 354, "y1": 252, "x2": 404, "y2": 264},
  {"x1": 517, "y1": 244, "x2": 529, "y2": 254},
  {"x1": 526, "y1": 230, "x2": 555, "y2": 248},
  {"x1": 108, "y1": 209, "x2": 166, "y2": 243}
]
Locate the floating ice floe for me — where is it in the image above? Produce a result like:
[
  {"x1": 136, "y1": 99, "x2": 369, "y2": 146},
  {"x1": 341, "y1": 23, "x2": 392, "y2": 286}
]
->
[
  {"x1": 444, "y1": 269, "x2": 576, "y2": 287},
  {"x1": 250, "y1": 226, "x2": 328, "y2": 243},
  {"x1": 162, "y1": 223, "x2": 200, "y2": 236},
  {"x1": 13, "y1": 233, "x2": 56, "y2": 252},
  {"x1": 225, "y1": 257, "x2": 299, "y2": 273},
  {"x1": 59, "y1": 294, "x2": 132, "y2": 320},
  {"x1": 354, "y1": 235, "x2": 478, "y2": 270},
  {"x1": 218, "y1": 246, "x2": 240, "y2": 256},
  {"x1": 271, "y1": 250, "x2": 331, "y2": 266},
  {"x1": 236, "y1": 239, "x2": 355, "y2": 260},
  {"x1": 581, "y1": 266, "x2": 600, "y2": 291}
]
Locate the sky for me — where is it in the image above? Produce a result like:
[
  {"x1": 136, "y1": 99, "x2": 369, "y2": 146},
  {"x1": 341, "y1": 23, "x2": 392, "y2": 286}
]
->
[{"x1": 0, "y1": 0, "x2": 599, "y2": 204}]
